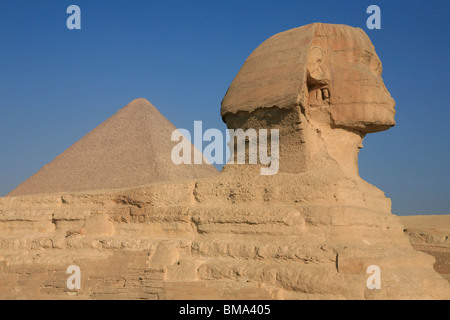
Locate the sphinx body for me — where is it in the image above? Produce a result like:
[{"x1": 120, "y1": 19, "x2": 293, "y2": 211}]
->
[{"x1": 0, "y1": 23, "x2": 448, "y2": 299}]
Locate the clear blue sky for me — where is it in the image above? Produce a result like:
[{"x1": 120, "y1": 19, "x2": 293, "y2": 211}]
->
[{"x1": 0, "y1": 0, "x2": 449, "y2": 215}]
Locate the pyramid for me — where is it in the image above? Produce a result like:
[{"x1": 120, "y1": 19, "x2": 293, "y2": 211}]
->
[
  {"x1": 8, "y1": 98, "x2": 217, "y2": 196},
  {"x1": 0, "y1": 24, "x2": 449, "y2": 300}
]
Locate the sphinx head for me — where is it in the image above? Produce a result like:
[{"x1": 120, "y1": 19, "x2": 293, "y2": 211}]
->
[
  {"x1": 222, "y1": 23, "x2": 395, "y2": 132},
  {"x1": 221, "y1": 23, "x2": 395, "y2": 175},
  {"x1": 305, "y1": 23, "x2": 395, "y2": 132}
]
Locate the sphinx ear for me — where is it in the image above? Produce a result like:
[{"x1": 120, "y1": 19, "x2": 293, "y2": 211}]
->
[{"x1": 307, "y1": 46, "x2": 331, "y2": 85}]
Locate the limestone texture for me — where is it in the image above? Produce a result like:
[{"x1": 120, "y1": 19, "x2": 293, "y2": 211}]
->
[{"x1": 0, "y1": 23, "x2": 448, "y2": 300}]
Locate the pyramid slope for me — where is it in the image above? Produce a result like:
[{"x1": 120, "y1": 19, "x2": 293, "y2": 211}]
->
[{"x1": 8, "y1": 98, "x2": 217, "y2": 196}]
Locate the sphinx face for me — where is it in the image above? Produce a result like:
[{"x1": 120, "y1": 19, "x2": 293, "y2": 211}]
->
[
  {"x1": 308, "y1": 25, "x2": 396, "y2": 133},
  {"x1": 221, "y1": 23, "x2": 396, "y2": 134}
]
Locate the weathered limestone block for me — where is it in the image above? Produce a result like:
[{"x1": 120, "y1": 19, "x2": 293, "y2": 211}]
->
[
  {"x1": 401, "y1": 215, "x2": 450, "y2": 283},
  {"x1": 0, "y1": 23, "x2": 448, "y2": 299}
]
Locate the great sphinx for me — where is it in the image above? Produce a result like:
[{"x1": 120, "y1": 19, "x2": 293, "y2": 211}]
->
[{"x1": 0, "y1": 23, "x2": 448, "y2": 299}]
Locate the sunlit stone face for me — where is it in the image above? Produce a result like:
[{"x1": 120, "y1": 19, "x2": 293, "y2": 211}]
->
[
  {"x1": 221, "y1": 23, "x2": 396, "y2": 134},
  {"x1": 307, "y1": 24, "x2": 396, "y2": 133}
]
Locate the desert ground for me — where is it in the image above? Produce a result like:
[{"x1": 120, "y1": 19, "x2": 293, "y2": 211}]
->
[{"x1": 401, "y1": 215, "x2": 450, "y2": 283}]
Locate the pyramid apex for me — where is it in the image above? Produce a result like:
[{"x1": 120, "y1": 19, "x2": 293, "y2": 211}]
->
[{"x1": 126, "y1": 98, "x2": 154, "y2": 108}]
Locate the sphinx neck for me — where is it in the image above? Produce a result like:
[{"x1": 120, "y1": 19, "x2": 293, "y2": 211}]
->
[
  {"x1": 307, "y1": 122, "x2": 365, "y2": 179},
  {"x1": 222, "y1": 107, "x2": 365, "y2": 179}
]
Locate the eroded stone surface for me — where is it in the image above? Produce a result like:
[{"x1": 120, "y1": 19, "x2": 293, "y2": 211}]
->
[
  {"x1": 0, "y1": 175, "x2": 448, "y2": 299},
  {"x1": 401, "y1": 215, "x2": 450, "y2": 283},
  {"x1": 0, "y1": 23, "x2": 448, "y2": 300}
]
